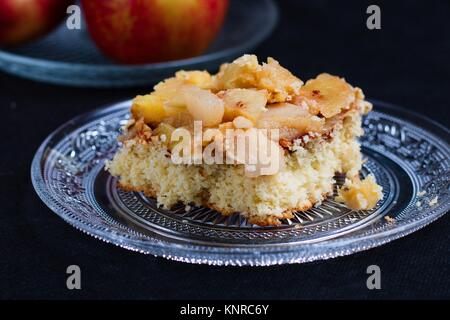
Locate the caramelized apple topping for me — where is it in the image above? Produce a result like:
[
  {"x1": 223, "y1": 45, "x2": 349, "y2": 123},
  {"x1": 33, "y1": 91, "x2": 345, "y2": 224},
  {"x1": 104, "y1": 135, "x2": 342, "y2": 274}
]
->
[
  {"x1": 128, "y1": 55, "x2": 368, "y2": 149},
  {"x1": 257, "y1": 103, "x2": 325, "y2": 136},
  {"x1": 213, "y1": 55, "x2": 303, "y2": 103},
  {"x1": 131, "y1": 95, "x2": 166, "y2": 124},
  {"x1": 221, "y1": 88, "x2": 268, "y2": 123},
  {"x1": 175, "y1": 70, "x2": 213, "y2": 89},
  {"x1": 299, "y1": 73, "x2": 355, "y2": 118},
  {"x1": 181, "y1": 85, "x2": 224, "y2": 127}
]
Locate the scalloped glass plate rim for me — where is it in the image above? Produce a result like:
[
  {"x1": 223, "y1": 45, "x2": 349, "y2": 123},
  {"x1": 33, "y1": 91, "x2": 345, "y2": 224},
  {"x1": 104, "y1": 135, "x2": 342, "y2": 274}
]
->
[{"x1": 31, "y1": 100, "x2": 450, "y2": 265}]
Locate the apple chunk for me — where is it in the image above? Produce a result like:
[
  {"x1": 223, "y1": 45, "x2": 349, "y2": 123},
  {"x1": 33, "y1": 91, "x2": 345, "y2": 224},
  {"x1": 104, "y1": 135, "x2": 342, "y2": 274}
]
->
[
  {"x1": 131, "y1": 95, "x2": 167, "y2": 124},
  {"x1": 221, "y1": 88, "x2": 268, "y2": 123},
  {"x1": 175, "y1": 70, "x2": 213, "y2": 89},
  {"x1": 153, "y1": 78, "x2": 187, "y2": 108},
  {"x1": 257, "y1": 103, "x2": 324, "y2": 135},
  {"x1": 131, "y1": 94, "x2": 192, "y2": 127},
  {"x1": 182, "y1": 86, "x2": 224, "y2": 127},
  {"x1": 299, "y1": 73, "x2": 355, "y2": 118}
]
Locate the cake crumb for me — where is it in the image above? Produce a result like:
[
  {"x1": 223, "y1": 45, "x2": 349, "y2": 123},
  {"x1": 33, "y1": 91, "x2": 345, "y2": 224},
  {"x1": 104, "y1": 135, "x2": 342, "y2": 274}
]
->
[
  {"x1": 185, "y1": 205, "x2": 192, "y2": 211},
  {"x1": 428, "y1": 196, "x2": 438, "y2": 206},
  {"x1": 335, "y1": 175, "x2": 383, "y2": 210},
  {"x1": 384, "y1": 215, "x2": 395, "y2": 223},
  {"x1": 416, "y1": 201, "x2": 422, "y2": 207},
  {"x1": 313, "y1": 200, "x2": 323, "y2": 208},
  {"x1": 417, "y1": 190, "x2": 426, "y2": 197}
]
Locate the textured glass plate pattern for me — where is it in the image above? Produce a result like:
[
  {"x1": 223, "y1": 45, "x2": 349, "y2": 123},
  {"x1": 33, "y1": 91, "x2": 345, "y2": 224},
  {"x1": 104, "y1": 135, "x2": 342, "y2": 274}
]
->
[
  {"x1": 0, "y1": 0, "x2": 277, "y2": 87},
  {"x1": 31, "y1": 101, "x2": 450, "y2": 265}
]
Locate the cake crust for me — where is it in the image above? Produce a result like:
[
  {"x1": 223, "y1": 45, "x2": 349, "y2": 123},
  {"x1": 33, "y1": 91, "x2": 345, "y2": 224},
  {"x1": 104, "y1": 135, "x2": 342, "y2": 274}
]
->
[{"x1": 117, "y1": 181, "x2": 319, "y2": 226}]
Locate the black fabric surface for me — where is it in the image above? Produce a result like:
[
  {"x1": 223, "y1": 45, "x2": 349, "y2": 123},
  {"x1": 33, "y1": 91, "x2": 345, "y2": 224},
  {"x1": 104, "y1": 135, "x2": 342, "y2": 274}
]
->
[{"x1": 1, "y1": 0, "x2": 449, "y2": 299}]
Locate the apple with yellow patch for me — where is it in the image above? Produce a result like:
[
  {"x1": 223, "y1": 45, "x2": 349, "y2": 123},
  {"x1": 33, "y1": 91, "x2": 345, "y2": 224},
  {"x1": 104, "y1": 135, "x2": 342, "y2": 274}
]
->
[
  {"x1": 0, "y1": 0, "x2": 73, "y2": 46},
  {"x1": 81, "y1": 0, "x2": 229, "y2": 64}
]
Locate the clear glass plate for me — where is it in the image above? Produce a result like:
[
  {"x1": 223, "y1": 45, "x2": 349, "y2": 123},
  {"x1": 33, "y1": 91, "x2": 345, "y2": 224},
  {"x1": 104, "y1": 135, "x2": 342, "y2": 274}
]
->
[
  {"x1": 0, "y1": 0, "x2": 278, "y2": 87},
  {"x1": 31, "y1": 100, "x2": 450, "y2": 265}
]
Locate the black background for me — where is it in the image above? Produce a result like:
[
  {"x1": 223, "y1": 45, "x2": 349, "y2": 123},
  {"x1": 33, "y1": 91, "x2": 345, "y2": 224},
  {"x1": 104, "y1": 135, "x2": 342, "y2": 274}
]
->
[{"x1": 1, "y1": 0, "x2": 449, "y2": 299}]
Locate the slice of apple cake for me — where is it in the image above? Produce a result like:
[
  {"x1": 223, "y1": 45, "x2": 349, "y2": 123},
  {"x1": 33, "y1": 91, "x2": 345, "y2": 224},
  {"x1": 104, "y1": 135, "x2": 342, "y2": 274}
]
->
[{"x1": 106, "y1": 54, "x2": 382, "y2": 226}]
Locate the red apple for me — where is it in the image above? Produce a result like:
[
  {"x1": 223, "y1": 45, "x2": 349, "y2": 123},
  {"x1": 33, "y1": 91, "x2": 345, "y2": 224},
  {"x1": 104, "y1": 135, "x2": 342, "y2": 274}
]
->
[
  {"x1": 0, "y1": 0, "x2": 73, "y2": 46},
  {"x1": 81, "y1": 0, "x2": 228, "y2": 64}
]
